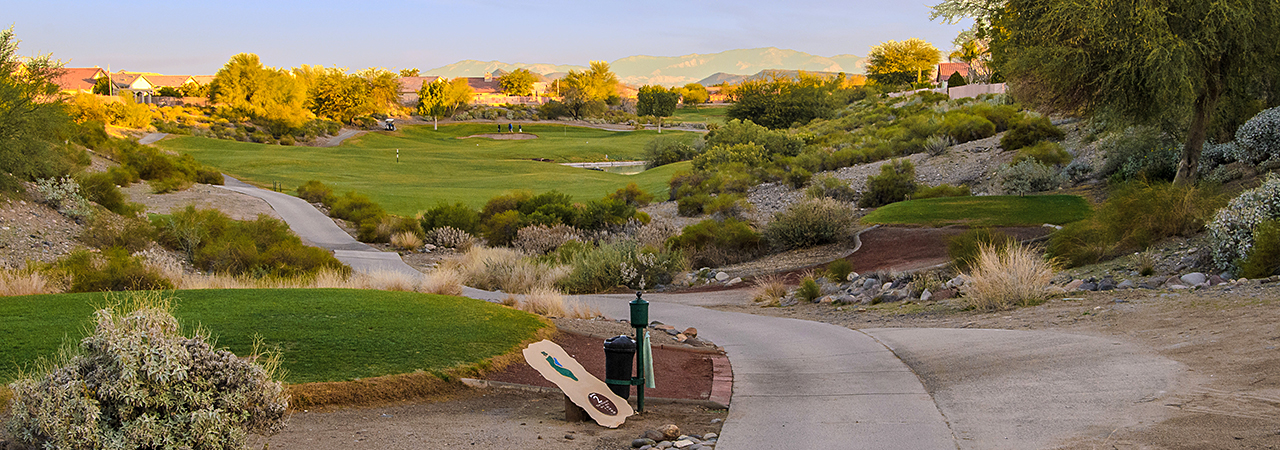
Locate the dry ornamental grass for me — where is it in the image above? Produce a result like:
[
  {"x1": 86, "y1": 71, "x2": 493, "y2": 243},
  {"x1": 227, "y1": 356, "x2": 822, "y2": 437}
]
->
[{"x1": 964, "y1": 242, "x2": 1057, "y2": 310}]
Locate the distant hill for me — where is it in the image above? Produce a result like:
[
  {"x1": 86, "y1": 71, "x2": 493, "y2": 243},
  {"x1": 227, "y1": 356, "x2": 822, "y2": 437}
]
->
[
  {"x1": 423, "y1": 47, "x2": 864, "y2": 87},
  {"x1": 697, "y1": 69, "x2": 860, "y2": 87}
]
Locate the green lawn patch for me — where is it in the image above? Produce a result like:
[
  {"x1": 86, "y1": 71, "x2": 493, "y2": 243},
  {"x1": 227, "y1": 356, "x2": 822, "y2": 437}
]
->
[
  {"x1": 0, "y1": 289, "x2": 546, "y2": 384},
  {"x1": 670, "y1": 106, "x2": 728, "y2": 125},
  {"x1": 860, "y1": 195, "x2": 1091, "y2": 227},
  {"x1": 157, "y1": 124, "x2": 695, "y2": 214}
]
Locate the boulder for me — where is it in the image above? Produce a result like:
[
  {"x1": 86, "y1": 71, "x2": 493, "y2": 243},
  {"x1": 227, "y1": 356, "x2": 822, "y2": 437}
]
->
[
  {"x1": 1098, "y1": 278, "x2": 1117, "y2": 291},
  {"x1": 847, "y1": 272, "x2": 859, "y2": 281},
  {"x1": 1116, "y1": 279, "x2": 1136, "y2": 289},
  {"x1": 634, "y1": 438, "x2": 658, "y2": 448},
  {"x1": 683, "y1": 327, "x2": 697, "y2": 338},
  {"x1": 659, "y1": 424, "x2": 681, "y2": 441},
  {"x1": 1180, "y1": 272, "x2": 1208, "y2": 286},
  {"x1": 920, "y1": 289, "x2": 933, "y2": 302},
  {"x1": 715, "y1": 272, "x2": 730, "y2": 282},
  {"x1": 642, "y1": 429, "x2": 665, "y2": 442},
  {"x1": 726, "y1": 277, "x2": 743, "y2": 286},
  {"x1": 1079, "y1": 282, "x2": 1098, "y2": 291},
  {"x1": 1064, "y1": 279, "x2": 1084, "y2": 291}
]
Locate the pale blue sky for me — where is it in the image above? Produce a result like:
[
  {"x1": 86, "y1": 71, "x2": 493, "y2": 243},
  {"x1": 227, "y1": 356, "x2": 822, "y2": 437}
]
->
[{"x1": 4, "y1": 0, "x2": 969, "y2": 75}]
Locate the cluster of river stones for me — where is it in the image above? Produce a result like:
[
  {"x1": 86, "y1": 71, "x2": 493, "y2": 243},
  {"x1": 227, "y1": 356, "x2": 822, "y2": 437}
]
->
[{"x1": 630, "y1": 424, "x2": 718, "y2": 449}]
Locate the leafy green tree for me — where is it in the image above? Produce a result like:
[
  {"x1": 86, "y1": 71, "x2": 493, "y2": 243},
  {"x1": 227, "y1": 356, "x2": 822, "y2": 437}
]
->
[
  {"x1": 357, "y1": 67, "x2": 402, "y2": 115},
  {"x1": 399, "y1": 68, "x2": 420, "y2": 77},
  {"x1": 726, "y1": 72, "x2": 849, "y2": 129},
  {"x1": 559, "y1": 61, "x2": 620, "y2": 117},
  {"x1": 948, "y1": 39, "x2": 990, "y2": 83},
  {"x1": 680, "y1": 83, "x2": 710, "y2": 105},
  {"x1": 993, "y1": 0, "x2": 1280, "y2": 185},
  {"x1": 208, "y1": 53, "x2": 311, "y2": 135},
  {"x1": 0, "y1": 27, "x2": 80, "y2": 192},
  {"x1": 637, "y1": 85, "x2": 680, "y2": 132},
  {"x1": 498, "y1": 68, "x2": 538, "y2": 96},
  {"x1": 91, "y1": 76, "x2": 111, "y2": 95},
  {"x1": 865, "y1": 38, "x2": 942, "y2": 86},
  {"x1": 416, "y1": 78, "x2": 473, "y2": 129}
]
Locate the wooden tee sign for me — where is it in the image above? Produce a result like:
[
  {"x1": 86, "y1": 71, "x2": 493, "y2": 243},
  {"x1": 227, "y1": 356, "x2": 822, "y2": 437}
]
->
[{"x1": 522, "y1": 340, "x2": 634, "y2": 428}]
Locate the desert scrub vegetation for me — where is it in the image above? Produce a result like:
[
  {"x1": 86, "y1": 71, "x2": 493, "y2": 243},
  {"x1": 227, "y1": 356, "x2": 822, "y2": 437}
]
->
[
  {"x1": 78, "y1": 122, "x2": 224, "y2": 193},
  {"x1": 153, "y1": 206, "x2": 349, "y2": 278},
  {"x1": 948, "y1": 228, "x2": 1016, "y2": 272},
  {"x1": 963, "y1": 242, "x2": 1056, "y2": 310},
  {"x1": 858, "y1": 159, "x2": 917, "y2": 207},
  {"x1": 1000, "y1": 159, "x2": 1064, "y2": 195},
  {"x1": 548, "y1": 239, "x2": 685, "y2": 293},
  {"x1": 1050, "y1": 180, "x2": 1225, "y2": 267},
  {"x1": 448, "y1": 246, "x2": 569, "y2": 294},
  {"x1": 667, "y1": 218, "x2": 765, "y2": 267},
  {"x1": 751, "y1": 275, "x2": 789, "y2": 306},
  {"x1": 1209, "y1": 174, "x2": 1280, "y2": 275},
  {"x1": 5, "y1": 292, "x2": 287, "y2": 448},
  {"x1": 44, "y1": 247, "x2": 175, "y2": 293},
  {"x1": 764, "y1": 197, "x2": 858, "y2": 251}
]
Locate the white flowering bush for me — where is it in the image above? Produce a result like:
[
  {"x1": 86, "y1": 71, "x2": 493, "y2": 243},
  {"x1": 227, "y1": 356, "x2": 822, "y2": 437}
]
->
[
  {"x1": 1208, "y1": 174, "x2": 1280, "y2": 274},
  {"x1": 514, "y1": 224, "x2": 581, "y2": 255},
  {"x1": 425, "y1": 226, "x2": 477, "y2": 250},
  {"x1": 34, "y1": 176, "x2": 92, "y2": 220},
  {"x1": 1233, "y1": 106, "x2": 1280, "y2": 165},
  {"x1": 5, "y1": 293, "x2": 288, "y2": 448}
]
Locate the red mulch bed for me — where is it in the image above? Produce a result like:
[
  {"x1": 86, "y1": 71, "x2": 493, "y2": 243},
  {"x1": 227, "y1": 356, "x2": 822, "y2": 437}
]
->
[{"x1": 486, "y1": 331, "x2": 714, "y2": 401}]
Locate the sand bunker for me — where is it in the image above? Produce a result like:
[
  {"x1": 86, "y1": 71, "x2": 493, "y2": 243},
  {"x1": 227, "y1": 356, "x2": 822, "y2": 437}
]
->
[{"x1": 457, "y1": 133, "x2": 538, "y2": 140}]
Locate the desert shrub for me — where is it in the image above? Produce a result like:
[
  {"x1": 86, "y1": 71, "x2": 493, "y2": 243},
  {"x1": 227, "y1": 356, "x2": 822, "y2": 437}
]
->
[
  {"x1": 941, "y1": 112, "x2": 996, "y2": 143},
  {"x1": 668, "y1": 219, "x2": 765, "y2": 267},
  {"x1": 947, "y1": 71, "x2": 967, "y2": 87},
  {"x1": 195, "y1": 167, "x2": 224, "y2": 185},
  {"x1": 514, "y1": 224, "x2": 581, "y2": 255},
  {"x1": 0, "y1": 268, "x2": 56, "y2": 297},
  {"x1": 4, "y1": 294, "x2": 287, "y2": 449},
  {"x1": 1049, "y1": 180, "x2": 1223, "y2": 267},
  {"x1": 482, "y1": 210, "x2": 526, "y2": 246},
  {"x1": 1201, "y1": 141, "x2": 1238, "y2": 168},
  {"x1": 425, "y1": 226, "x2": 477, "y2": 250},
  {"x1": 765, "y1": 197, "x2": 858, "y2": 250},
  {"x1": 554, "y1": 240, "x2": 684, "y2": 293},
  {"x1": 948, "y1": 228, "x2": 1015, "y2": 272},
  {"x1": 913, "y1": 184, "x2": 970, "y2": 199},
  {"x1": 1014, "y1": 141, "x2": 1072, "y2": 167},
  {"x1": 644, "y1": 136, "x2": 699, "y2": 169},
  {"x1": 329, "y1": 191, "x2": 386, "y2": 226},
  {"x1": 1240, "y1": 219, "x2": 1280, "y2": 279},
  {"x1": 79, "y1": 215, "x2": 156, "y2": 252},
  {"x1": 964, "y1": 242, "x2": 1055, "y2": 310},
  {"x1": 76, "y1": 172, "x2": 141, "y2": 216},
  {"x1": 34, "y1": 177, "x2": 92, "y2": 220},
  {"x1": 1209, "y1": 174, "x2": 1280, "y2": 274},
  {"x1": 1063, "y1": 159, "x2": 1094, "y2": 183},
  {"x1": 806, "y1": 174, "x2": 858, "y2": 202},
  {"x1": 150, "y1": 175, "x2": 194, "y2": 194},
  {"x1": 297, "y1": 180, "x2": 335, "y2": 204},
  {"x1": 703, "y1": 119, "x2": 804, "y2": 157},
  {"x1": 450, "y1": 246, "x2": 567, "y2": 293},
  {"x1": 391, "y1": 231, "x2": 423, "y2": 250},
  {"x1": 50, "y1": 247, "x2": 175, "y2": 293},
  {"x1": 420, "y1": 201, "x2": 481, "y2": 235},
  {"x1": 858, "y1": 159, "x2": 917, "y2": 208},
  {"x1": 677, "y1": 194, "x2": 710, "y2": 217},
  {"x1": 966, "y1": 103, "x2": 1020, "y2": 131},
  {"x1": 1098, "y1": 126, "x2": 1180, "y2": 181},
  {"x1": 751, "y1": 275, "x2": 788, "y2": 306},
  {"x1": 1000, "y1": 115, "x2": 1065, "y2": 151},
  {"x1": 825, "y1": 258, "x2": 854, "y2": 282},
  {"x1": 1233, "y1": 106, "x2": 1280, "y2": 165},
  {"x1": 154, "y1": 206, "x2": 348, "y2": 278},
  {"x1": 924, "y1": 135, "x2": 955, "y2": 156},
  {"x1": 370, "y1": 215, "x2": 422, "y2": 244},
  {"x1": 703, "y1": 194, "x2": 752, "y2": 220},
  {"x1": 784, "y1": 167, "x2": 813, "y2": 189},
  {"x1": 607, "y1": 183, "x2": 656, "y2": 207},
  {"x1": 1000, "y1": 159, "x2": 1063, "y2": 195},
  {"x1": 693, "y1": 143, "x2": 768, "y2": 170},
  {"x1": 797, "y1": 275, "x2": 821, "y2": 302}
]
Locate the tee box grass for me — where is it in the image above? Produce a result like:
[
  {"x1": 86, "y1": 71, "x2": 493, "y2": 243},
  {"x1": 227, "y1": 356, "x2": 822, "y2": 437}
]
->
[
  {"x1": 861, "y1": 195, "x2": 1091, "y2": 227},
  {"x1": 0, "y1": 289, "x2": 546, "y2": 384},
  {"x1": 157, "y1": 124, "x2": 696, "y2": 215}
]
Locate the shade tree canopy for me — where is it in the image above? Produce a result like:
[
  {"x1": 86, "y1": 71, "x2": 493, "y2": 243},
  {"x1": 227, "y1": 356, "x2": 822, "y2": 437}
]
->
[
  {"x1": 865, "y1": 38, "x2": 942, "y2": 86},
  {"x1": 498, "y1": 68, "x2": 538, "y2": 96},
  {"x1": 0, "y1": 26, "x2": 81, "y2": 192}
]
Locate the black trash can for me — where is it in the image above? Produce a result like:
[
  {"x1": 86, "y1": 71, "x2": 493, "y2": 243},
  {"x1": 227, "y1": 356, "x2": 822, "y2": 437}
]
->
[{"x1": 603, "y1": 335, "x2": 636, "y2": 398}]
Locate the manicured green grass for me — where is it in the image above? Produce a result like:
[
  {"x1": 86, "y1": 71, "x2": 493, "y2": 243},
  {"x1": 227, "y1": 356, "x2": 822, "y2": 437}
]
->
[
  {"x1": 670, "y1": 105, "x2": 728, "y2": 125},
  {"x1": 0, "y1": 289, "x2": 545, "y2": 384},
  {"x1": 158, "y1": 124, "x2": 695, "y2": 214},
  {"x1": 860, "y1": 195, "x2": 1091, "y2": 227}
]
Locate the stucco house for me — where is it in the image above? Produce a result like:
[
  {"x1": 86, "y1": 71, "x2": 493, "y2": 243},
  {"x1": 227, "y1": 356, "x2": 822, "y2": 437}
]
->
[{"x1": 54, "y1": 67, "x2": 108, "y2": 94}]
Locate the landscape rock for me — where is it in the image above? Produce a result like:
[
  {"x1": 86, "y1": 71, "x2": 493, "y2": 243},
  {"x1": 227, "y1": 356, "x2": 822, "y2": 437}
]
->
[
  {"x1": 920, "y1": 289, "x2": 932, "y2": 302},
  {"x1": 642, "y1": 430, "x2": 665, "y2": 441},
  {"x1": 1181, "y1": 272, "x2": 1208, "y2": 286},
  {"x1": 659, "y1": 424, "x2": 681, "y2": 441},
  {"x1": 665, "y1": 328, "x2": 680, "y2": 336},
  {"x1": 862, "y1": 278, "x2": 879, "y2": 289},
  {"x1": 726, "y1": 277, "x2": 742, "y2": 286},
  {"x1": 1064, "y1": 279, "x2": 1084, "y2": 291},
  {"x1": 1079, "y1": 282, "x2": 1098, "y2": 291},
  {"x1": 1209, "y1": 274, "x2": 1225, "y2": 286},
  {"x1": 704, "y1": 433, "x2": 718, "y2": 440},
  {"x1": 847, "y1": 272, "x2": 859, "y2": 281},
  {"x1": 1098, "y1": 278, "x2": 1117, "y2": 291},
  {"x1": 424, "y1": 243, "x2": 437, "y2": 251},
  {"x1": 676, "y1": 333, "x2": 688, "y2": 342},
  {"x1": 673, "y1": 440, "x2": 695, "y2": 448},
  {"x1": 1116, "y1": 280, "x2": 1135, "y2": 289},
  {"x1": 714, "y1": 272, "x2": 729, "y2": 282},
  {"x1": 634, "y1": 438, "x2": 658, "y2": 448},
  {"x1": 683, "y1": 327, "x2": 697, "y2": 338}
]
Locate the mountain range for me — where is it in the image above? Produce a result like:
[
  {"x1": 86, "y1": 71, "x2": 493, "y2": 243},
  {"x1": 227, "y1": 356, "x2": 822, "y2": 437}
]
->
[{"x1": 423, "y1": 47, "x2": 865, "y2": 87}]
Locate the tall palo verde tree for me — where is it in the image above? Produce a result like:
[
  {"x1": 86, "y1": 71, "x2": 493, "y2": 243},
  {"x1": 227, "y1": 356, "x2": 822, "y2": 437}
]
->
[{"x1": 991, "y1": 0, "x2": 1280, "y2": 185}]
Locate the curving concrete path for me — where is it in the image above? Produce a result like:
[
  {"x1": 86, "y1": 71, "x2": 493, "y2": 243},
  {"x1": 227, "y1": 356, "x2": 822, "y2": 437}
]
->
[{"x1": 209, "y1": 176, "x2": 1184, "y2": 450}]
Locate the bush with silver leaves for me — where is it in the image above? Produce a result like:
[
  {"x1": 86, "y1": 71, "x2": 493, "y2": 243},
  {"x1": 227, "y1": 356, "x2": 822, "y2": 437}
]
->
[
  {"x1": 1208, "y1": 174, "x2": 1280, "y2": 274},
  {"x1": 34, "y1": 177, "x2": 92, "y2": 220},
  {"x1": 1232, "y1": 106, "x2": 1280, "y2": 165},
  {"x1": 1000, "y1": 159, "x2": 1064, "y2": 195},
  {"x1": 5, "y1": 294, "x2": 288, "y2": 449}
]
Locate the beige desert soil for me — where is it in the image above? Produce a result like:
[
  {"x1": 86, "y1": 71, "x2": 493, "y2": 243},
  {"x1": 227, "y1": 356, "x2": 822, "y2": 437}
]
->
[
  {"x1": 122, "y1": 182, "x2": 281, "y2": 221},
  {"x1": 717, "y1": 281, "x2": 1280, "y2": 449}
]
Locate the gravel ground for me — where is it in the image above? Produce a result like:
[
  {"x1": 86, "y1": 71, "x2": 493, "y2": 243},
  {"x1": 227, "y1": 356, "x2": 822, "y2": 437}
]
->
[{"x1": 0, "y1": 193, "x2": 86, "y2": 268}]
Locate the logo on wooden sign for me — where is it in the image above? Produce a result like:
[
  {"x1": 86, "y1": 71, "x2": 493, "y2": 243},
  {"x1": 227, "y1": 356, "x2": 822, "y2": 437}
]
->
[{"x1": 523, "y1": 340, "x2": 634, "y2": 427}]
